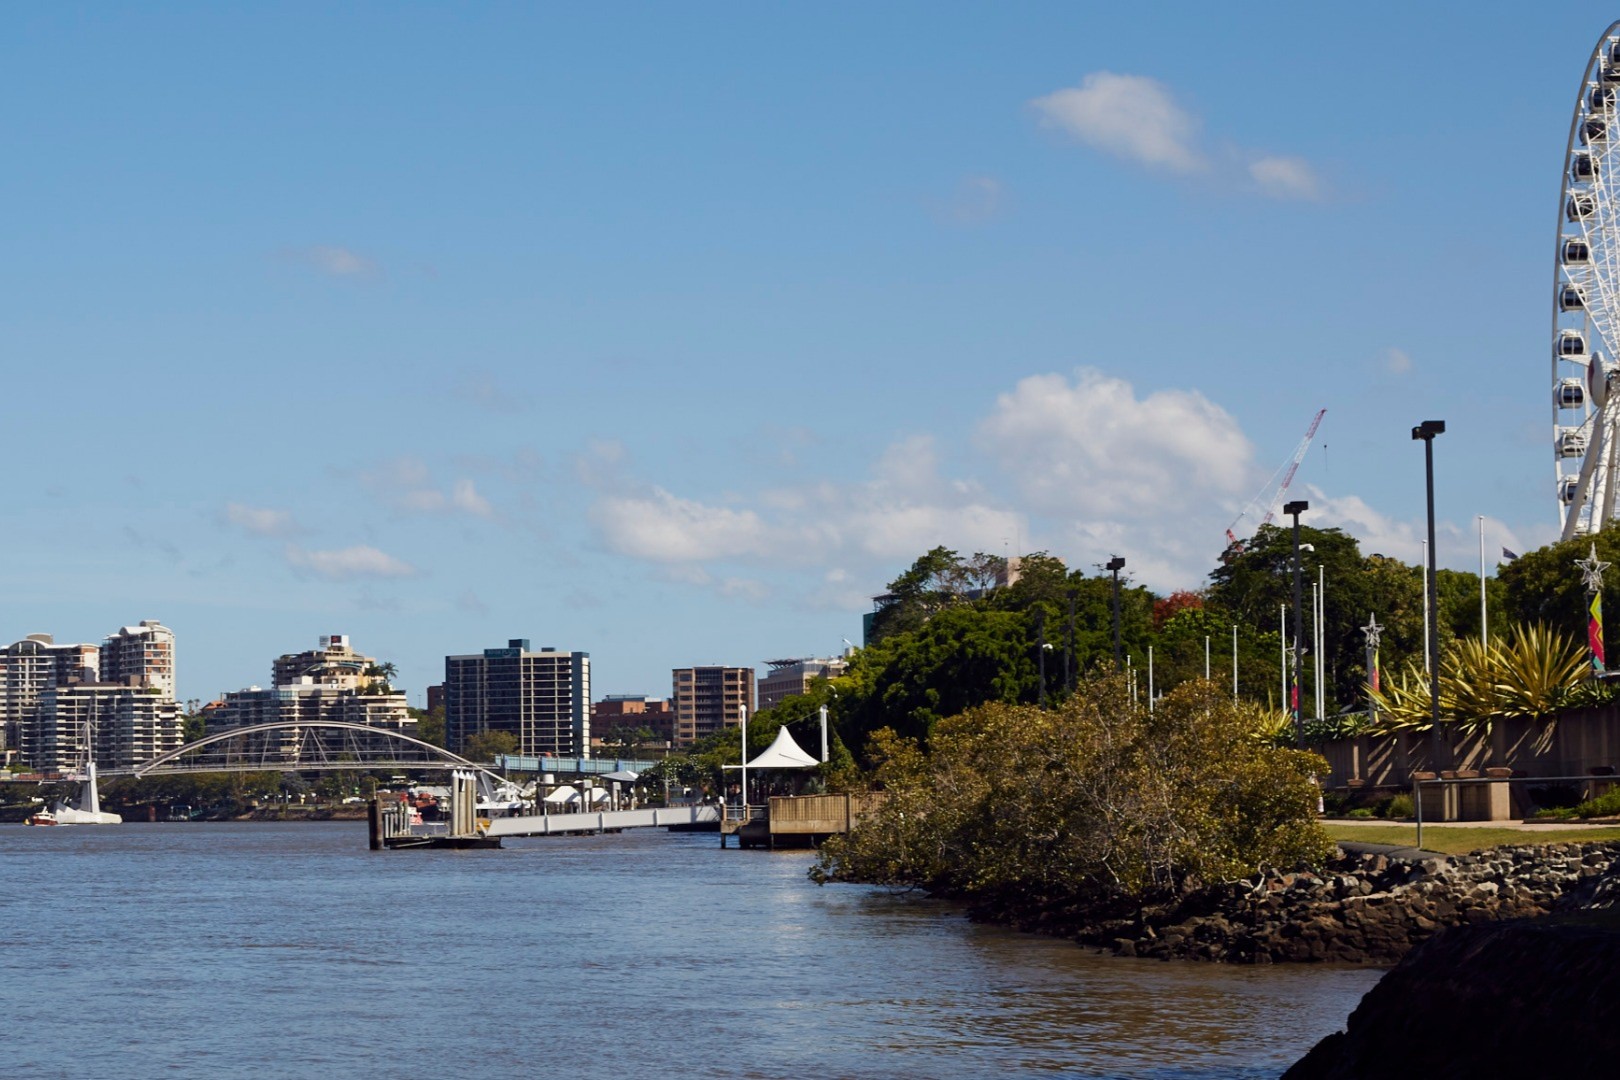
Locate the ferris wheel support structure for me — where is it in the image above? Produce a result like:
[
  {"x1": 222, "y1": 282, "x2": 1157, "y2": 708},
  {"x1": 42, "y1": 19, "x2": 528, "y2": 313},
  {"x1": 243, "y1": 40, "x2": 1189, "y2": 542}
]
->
[{"x1": 1555, "y1": 21, "x2": 1620, "y2": 540}]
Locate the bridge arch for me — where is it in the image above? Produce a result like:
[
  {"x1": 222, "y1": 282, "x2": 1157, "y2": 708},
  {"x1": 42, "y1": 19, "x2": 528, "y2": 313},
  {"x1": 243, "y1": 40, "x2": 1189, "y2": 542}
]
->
[{"x1": 129, "y1": 721, "x2": 507, "y2": 783}]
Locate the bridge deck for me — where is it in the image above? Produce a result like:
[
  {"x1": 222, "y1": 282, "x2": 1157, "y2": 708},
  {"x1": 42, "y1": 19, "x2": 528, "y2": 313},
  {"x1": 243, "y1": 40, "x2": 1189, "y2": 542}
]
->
[{"x1": 482, "y1": 804, "x2": 719, "y2": 837}]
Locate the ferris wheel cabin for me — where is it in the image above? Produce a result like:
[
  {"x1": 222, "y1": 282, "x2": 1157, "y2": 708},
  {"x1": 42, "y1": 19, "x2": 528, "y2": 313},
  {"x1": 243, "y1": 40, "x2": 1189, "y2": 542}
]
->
[
  {"x1": 1565, "y1": 238, "x2": 1592, "y2": 263},
  {"x1": 1559, "y1": 329, "x2": 1590, "y2": 358},
  {"x1": 1569, "y1": 193, "x2": 1597, "y2": 221},
  {"x1": 1558, "y1": 428, "x2": 1589, "y2": 458},
  {"x1": 1558, "y1": 378, "x2": 1587, "y2": 409},
  {"x1": 1561, "y1": 284, "x2": 1587, "y2": 311},
  {"x1": 1560, "y1": 476, "x2": 1582, "y2": 505}
]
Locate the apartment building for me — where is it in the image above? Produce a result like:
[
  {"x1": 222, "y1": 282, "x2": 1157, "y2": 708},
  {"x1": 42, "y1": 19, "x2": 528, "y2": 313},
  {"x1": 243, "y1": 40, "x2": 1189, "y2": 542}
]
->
[
  {"x1": 100, "y1": 620, "x2": 176, "y2": 698},
  {"x1": 671, "y1": 666, "x2": 754, "y2": 747},
  {"x1": 5, "y1": 621, "x2": 177, "y2": 771},
  {"x1": 757, "y1": 656, "x2": 848, "y2": 711},
  {"x1": 30, "y1": 684, "x2": 183, "y2": 772},
  {"x1": 271, "y1": 633, "x2": 380, "y2": 689},
  {"x1": 0, "y1": 634, "x2": 99, "y2": 754},
  {"x1": 444, "y1": 640, "x2": 591, "y2": 757}
]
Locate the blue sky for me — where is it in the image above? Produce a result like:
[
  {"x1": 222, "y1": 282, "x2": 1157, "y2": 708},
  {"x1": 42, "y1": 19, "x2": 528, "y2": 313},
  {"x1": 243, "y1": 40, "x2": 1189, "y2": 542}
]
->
[{"x1": 3, "y1": 3, "x2": 1614, "y2": 704}]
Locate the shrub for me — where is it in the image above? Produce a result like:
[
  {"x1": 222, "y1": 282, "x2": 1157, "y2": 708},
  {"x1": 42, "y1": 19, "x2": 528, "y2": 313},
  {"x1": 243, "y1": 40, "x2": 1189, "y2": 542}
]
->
[
  {"x1": 1572, "y1": 787, "x2": 1620, "y2": 819},
  {"x1": 1346, "y1": 807, "x2": 1375, "y2": 819},
  {"x1": 1383, "y1": 793, "x2": 1414, "y2": 819},
  {"x1": 814, "y1": 674, "x2": 1334, "y2": 902}
]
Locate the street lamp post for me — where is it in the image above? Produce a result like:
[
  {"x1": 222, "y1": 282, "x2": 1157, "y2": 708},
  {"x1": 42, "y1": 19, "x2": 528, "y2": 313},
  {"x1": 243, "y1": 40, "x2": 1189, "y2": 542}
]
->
[
  {"x1": 1284, "y1": 499, "x2": 1309, "y2": 747},
  {"x1": 1413, "y1": 421, "x2": 1446, "y2": 745},
  {"x1": 1107, "y1": 556, "x2": 1126, "y2": 669}
]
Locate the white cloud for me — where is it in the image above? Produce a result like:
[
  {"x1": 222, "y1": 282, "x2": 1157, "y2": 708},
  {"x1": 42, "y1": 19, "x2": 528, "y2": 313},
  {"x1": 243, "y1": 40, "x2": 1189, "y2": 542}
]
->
[
  {"x1": 223, "y1": 502, "x2": 301, "y2": 537},
  {"x1": 1380, "y1": 347, "x2": 1413, "y2": 376},
  {"x1": 1031, "y1": 72, "x2": 1204, "y2": 172},
  {"x1": 584, "y1": 369, "x2": 1546, "y2": 602},
  {"x1": 976, "y1": 368, "x2": 1254, "y2": 518},
  {"x1": 455, "y1": 371, "x2": 532, "y2": 414},
  {"x1": 588, "y1": 433, "x2": 1023, "y2": 576},
  {"x1": 936, "y1": 174, "x2": 1004, "y2": 225},
  {"x1": 285, "y1": 544, "x2": 417, "y2": 581},
  {"x1": 1248, "y1": 155, "x2": 1322, "y2": 200},
  {"x1": 361, "y1": 457, "x2": 494, "y2": 519},
  {"x1": 591, "y1": 488, "x2": 773, "y2": 563},
  {"x1": 1032, "y1": 73, "x2": 1326, "y2": 200},
  {"x1": 286, "y1": 245, "x2": 380, "y2": 279}
]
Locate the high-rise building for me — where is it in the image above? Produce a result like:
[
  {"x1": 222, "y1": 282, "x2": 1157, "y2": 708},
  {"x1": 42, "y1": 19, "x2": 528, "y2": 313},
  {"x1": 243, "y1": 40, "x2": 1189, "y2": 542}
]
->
[
  {"x1": 591, "y1": 695, "x2": 675, "y2": 747},
  {"x1": 444, "y1": 640, "x2": 591, "y2": 757},
  {"x1": 758, "y1": 657, "x2": 848, "y2": 711},
  {"x1": 33, "y1": 685, "x2": 183, "y2": 771},
  {"x1": 100, "y1": 620, "x2": 175, "y2": 697},
  {"x1": 208, "y1": 635, "x2": 413, "y2": 758},
  {"x1": 271, "y1": 633, "x2": 379, "y2": 689},
  {"x1": 0, "y1": 634, "x2": 99, "y2": 757},
  {"x1": 671, "y1": 666, "x2": 754, "y2": 747}
]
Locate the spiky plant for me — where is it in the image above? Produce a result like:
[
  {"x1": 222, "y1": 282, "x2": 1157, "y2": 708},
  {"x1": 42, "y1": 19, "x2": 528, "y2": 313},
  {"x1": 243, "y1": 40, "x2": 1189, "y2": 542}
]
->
[
  {"x1": 1439, "y1": 636, "x2": 1505, "y2": 737},
  {"x1": 1496, "y1": 623, "x2": 1586, "y2": 721},
  {"x1": 1365, "y1": 661, "x2": 1434, "y2": 734}
]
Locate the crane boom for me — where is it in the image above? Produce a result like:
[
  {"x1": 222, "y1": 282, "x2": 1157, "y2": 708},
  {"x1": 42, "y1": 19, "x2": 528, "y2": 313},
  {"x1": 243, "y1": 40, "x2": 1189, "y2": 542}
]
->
[
  {"x1": 1258, "y1": 408, "x2": 1327, "y2": 528},
  {"x1": 1224, "y1": 408, "x2": 1327, "y2": 553}
]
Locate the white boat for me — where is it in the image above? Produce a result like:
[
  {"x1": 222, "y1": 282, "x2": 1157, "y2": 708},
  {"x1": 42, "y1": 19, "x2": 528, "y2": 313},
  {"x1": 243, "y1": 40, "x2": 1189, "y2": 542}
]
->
[{"x1": 25, "y1": 761, "x2": 121, "y2": 826}]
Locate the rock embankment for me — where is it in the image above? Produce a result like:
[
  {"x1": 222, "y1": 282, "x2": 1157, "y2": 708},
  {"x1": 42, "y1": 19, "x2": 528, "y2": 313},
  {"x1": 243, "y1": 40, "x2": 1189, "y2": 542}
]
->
[
  {"x1": 1067, "y1": 842, "x2": 1620, "y2": 965},
  {"x1": 1283, "y1": 913, "x2": 1620, "y2": 1078}
]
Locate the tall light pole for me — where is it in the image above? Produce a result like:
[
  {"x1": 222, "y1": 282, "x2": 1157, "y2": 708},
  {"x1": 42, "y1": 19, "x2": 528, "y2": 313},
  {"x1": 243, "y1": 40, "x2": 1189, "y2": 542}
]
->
[
  {"x1": 1284, "y1": 499, "x2": 1309, "y2": 747},
  {"x1": 1413, "y1": 420, "x2": 1446, "y2": 744},
  {"x1": 1107, "y1": 556, "x2": 1126, "y2": 669}
]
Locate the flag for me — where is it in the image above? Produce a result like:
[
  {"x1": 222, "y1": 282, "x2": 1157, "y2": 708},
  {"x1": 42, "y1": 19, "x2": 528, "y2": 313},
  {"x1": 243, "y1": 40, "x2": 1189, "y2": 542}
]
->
[
  {"x1": 1592, "y1": 591, "x2": 1607, "y2": 675},
  {"x1": 1502, "y1": 546, "x2": 1520, "y2": 561}
]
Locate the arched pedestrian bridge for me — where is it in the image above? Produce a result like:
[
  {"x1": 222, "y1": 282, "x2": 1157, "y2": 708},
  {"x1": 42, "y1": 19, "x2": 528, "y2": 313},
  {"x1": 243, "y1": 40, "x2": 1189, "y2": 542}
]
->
[{"x1": 103, "y1": 721, "x2": 506, "y2": 782}]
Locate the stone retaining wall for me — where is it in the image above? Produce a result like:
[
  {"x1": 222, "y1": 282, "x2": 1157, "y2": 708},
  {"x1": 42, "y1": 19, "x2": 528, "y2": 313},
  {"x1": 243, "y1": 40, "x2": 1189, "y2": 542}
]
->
[{"x1": 1081, "y1": 842, "x2": 1620, "y2": 964}]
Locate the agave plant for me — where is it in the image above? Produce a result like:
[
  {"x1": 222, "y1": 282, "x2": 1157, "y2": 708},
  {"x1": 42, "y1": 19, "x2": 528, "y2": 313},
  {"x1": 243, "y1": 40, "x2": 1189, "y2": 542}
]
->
[
  {"x1": 1365, "y1": 661, "x2": 1434, "y2": 734},
  {"x1": 1238, "y1": 702, "x2": 1297, "y2": 747},
  {"x1": 1439, "y1": 636, "x2": 1506, "y2": 737},
  {"x1": 1496, "y1": 623, "x2": 1586, "y2": 721}
]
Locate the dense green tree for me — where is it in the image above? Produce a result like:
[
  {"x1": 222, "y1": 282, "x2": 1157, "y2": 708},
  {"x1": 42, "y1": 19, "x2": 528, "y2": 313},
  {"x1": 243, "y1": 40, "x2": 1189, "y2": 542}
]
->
[
  {"x1": 837, "y1": 606, "x2": 1037, "y2": 747},
  {"x1": 1498, "y1": 525, "x2": 1620, "y2": 643},
  {"x1": 462, "y1": 730, "x2": 518, "y2": 762},
  {"x1": 866, "y1": 546, "x2": 1006, "y2": 643},
  {"x1": 815, "y1": 675, "x2": 1333, "y2": 901},
  {"x1": 409, "y1": 705, "x2": 445, "y2": 747}
]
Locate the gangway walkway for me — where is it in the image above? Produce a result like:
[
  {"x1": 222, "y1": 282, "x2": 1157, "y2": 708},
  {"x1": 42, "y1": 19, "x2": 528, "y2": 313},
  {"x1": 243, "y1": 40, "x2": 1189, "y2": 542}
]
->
[{"x1": 482, "y1": 804, "x2": 719, "y2": 838}]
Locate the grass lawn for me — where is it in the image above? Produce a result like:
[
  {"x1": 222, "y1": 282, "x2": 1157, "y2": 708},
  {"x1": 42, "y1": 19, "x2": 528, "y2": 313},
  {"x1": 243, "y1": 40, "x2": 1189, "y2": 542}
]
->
[{"x1": 1323, "y1": 824, "x2": 1620, "y2": 855}]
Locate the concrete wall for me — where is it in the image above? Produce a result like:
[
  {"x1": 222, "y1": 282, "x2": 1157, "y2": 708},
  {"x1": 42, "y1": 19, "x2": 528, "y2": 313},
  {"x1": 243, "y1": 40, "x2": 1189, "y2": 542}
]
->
[{"x1": 1318, "y1": 704, "x2": 1620, "y2": 790}]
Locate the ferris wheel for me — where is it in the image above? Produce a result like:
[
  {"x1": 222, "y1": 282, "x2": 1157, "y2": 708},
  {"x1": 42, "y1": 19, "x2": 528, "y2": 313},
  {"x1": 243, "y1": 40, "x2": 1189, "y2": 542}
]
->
[{"x1": 1556, "y1": 21, "x2": 1620, "y2": 540}]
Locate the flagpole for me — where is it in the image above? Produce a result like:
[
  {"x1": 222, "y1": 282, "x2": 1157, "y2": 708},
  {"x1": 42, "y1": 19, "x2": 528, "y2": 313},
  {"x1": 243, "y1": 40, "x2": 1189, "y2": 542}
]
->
[
  {"x1": 1421, "y1": 539, "x2": 1430, "y2": 674},
  {"x1": 1479, "y1": 515, "x2": 1488, "y2": 650},
  {"x1": 1280, "y1": 604, "x2": 1287, "y2": 709}
]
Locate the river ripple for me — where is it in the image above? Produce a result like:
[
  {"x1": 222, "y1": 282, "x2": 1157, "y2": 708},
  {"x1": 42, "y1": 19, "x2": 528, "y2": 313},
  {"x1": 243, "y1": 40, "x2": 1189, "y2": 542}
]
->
[{"x1": 0, "y1": 823, "x2": 1376, "y2": 1078}]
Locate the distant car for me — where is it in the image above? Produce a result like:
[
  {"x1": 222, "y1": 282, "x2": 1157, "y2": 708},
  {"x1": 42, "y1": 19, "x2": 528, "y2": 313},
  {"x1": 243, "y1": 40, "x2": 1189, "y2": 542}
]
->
[{"x1": 341, "y1": 796, "x2": 364, "y2": 804}]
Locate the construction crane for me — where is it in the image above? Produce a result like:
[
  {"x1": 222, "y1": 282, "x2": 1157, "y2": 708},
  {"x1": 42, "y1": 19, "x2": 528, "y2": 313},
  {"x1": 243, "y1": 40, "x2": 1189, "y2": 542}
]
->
[{"x1": 1223, "y1": 408, "x2": 1327, "y2": 556}]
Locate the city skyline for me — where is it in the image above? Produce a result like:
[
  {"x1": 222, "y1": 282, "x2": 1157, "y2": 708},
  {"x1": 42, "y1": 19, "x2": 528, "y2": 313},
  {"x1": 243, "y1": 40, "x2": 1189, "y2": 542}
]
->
[{"x1": 6, "y1": 6, "x2": 1615, "y2": 702}]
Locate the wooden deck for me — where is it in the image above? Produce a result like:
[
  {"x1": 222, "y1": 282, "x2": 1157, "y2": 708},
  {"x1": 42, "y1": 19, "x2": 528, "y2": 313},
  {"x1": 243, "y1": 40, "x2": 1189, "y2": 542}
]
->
[{"x1": 723, "y1": 793, "x2": 888, "y2": 849}]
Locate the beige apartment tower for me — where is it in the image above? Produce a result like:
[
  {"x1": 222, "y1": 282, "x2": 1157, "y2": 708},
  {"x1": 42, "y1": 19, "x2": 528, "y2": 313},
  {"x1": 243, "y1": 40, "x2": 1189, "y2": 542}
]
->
[{"x1": 671, "y1": 666, "x2": 754, "y2": 748}]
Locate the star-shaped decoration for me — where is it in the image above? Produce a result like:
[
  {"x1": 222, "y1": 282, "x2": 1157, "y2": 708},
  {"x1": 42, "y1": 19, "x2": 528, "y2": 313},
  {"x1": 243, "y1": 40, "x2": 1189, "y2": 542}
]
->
[
  {"x1": 1577, "y1": 542, "x2": 1612, "y2": 593},
  {"x1": 1362, "y1": 614, "x2": 1383, "y2": 650}
]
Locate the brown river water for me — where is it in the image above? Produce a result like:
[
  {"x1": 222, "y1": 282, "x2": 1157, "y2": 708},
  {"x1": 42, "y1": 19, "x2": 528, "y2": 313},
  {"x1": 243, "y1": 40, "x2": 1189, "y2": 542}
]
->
[{"x1": 0, "y1": 822, "x2": 1378, "y2": 1078}]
